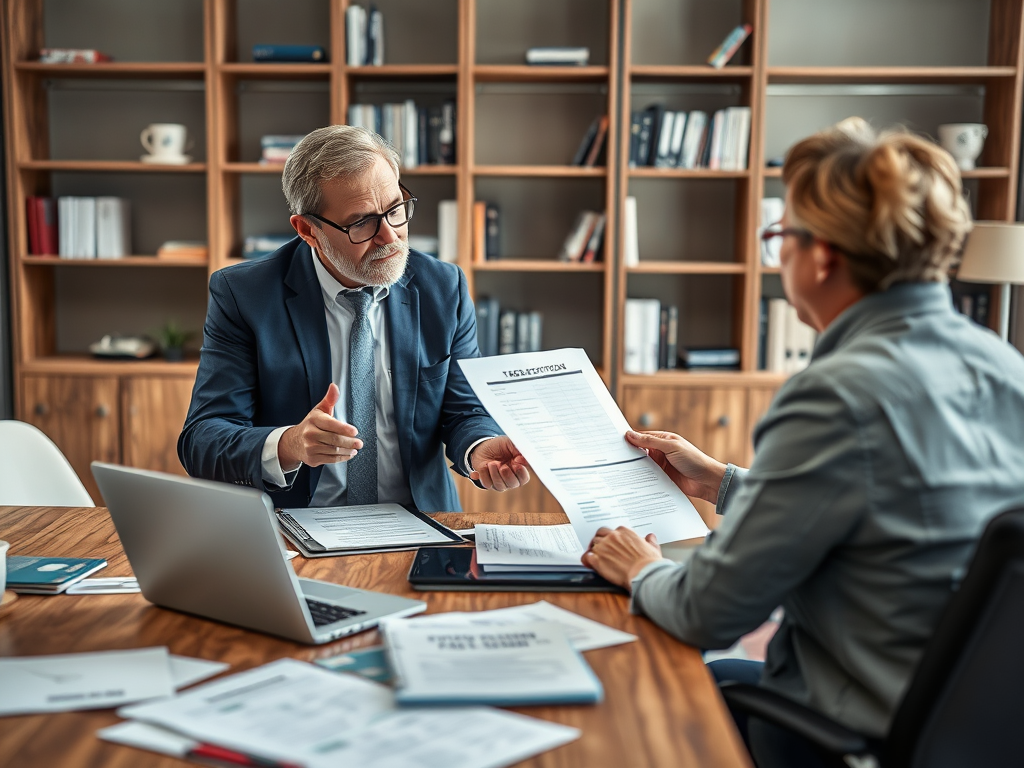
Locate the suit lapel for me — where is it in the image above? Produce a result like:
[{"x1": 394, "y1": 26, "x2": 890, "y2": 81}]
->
[
  {"x1": 385, "y1": 267, "x2": 418, "y2": 479},
  {"x1": 284, "y1": 245, "x2": 331, "y2": 497}
]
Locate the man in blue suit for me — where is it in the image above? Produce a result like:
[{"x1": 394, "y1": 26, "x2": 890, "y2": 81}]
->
[{"x1": 178, "y1": 125, "x2": 529, "y2": 511}]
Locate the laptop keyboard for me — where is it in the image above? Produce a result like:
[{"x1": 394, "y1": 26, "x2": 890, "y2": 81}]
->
[{"x1": 305, "y1": 598, "x2": 367, "y2": 627}]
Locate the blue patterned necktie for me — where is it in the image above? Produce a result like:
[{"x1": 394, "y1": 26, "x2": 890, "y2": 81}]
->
[{"x1": 343, "y1": 288, "x2": 378, "y2": 505}]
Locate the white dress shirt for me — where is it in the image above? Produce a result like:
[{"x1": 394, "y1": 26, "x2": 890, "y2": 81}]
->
[{"x1": 261, "y1": 248, "x2": 412, "y2": 506}]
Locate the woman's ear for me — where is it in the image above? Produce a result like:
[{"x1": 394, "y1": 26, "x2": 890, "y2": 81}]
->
[{"x1": 812, "y1": 241, "x2": 844, "y2": 285}]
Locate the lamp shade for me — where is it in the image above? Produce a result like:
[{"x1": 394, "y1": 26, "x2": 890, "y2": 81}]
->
[{"x1": 956, "y1": 222, "x2": 1024, "y2": 284}]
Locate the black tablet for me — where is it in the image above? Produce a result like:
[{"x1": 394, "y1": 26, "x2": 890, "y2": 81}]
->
[{"x1": 407, "y1": 546, "x2": 628, "y2": 594}]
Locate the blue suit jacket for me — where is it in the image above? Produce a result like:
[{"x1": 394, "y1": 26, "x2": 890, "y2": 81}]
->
[{"x1": 177, "y1": 238, "x2": 500, "y2": 511}]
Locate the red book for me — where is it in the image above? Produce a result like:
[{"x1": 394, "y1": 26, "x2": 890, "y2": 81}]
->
[
  {"x1": 39, "y1": 197, "x2": 59, "y2": 255},
  {"x1": 26, "y1": 197, "x2": 41, "y2": 255},
  {"x1": 582, "y1": 116, "x2": 609, "y2": 167}
]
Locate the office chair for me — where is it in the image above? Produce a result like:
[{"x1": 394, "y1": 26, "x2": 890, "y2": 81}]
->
[
  {"x1": 720, "y1": 506, "x2": 1024, "y2": 768},
  {"x1": 0, "y1": 420, "x2": 95, "y2": 506}
]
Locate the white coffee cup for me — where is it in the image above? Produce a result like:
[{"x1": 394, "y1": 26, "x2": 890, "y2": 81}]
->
[
  {"x1": 140, "y1": 123, "x2": 191, "y2": 159},
  {"x1": 0, "y1": 540, "x2": 8, "y2": 595},
  {"x1": 937, "y1": 123, "x2": 988, "y2": 171}
]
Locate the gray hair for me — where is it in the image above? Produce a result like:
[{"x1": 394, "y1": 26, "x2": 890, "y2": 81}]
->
[{"x1": 282, "y1": 125, "x2": 401, "y2": 216}]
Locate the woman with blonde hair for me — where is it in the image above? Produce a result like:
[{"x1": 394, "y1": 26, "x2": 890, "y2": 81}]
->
[{"x1": 583, "y1": 119, "x2": 1024, "y2": 767}]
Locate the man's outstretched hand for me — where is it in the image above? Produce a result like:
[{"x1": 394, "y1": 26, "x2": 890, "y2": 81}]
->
[
  {"x1": 278, "y1": 383, "x2": 363, "y2": 471},
  {"x1": 470, "y1": 436, "x2": 531, "y2": 492}
]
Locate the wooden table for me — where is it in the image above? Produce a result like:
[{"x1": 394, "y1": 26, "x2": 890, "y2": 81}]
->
[{"x1": 0, "y1": 506, "x2": 751, "y2": 768}]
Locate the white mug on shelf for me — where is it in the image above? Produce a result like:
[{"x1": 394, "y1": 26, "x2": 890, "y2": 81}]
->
[
  {"x1": 0, "y1": 540, "x2": 8, "y2": 594},
  {"x1": 140, "y1": 123, "x2": 192, "y2": 162},
  {"x1": 937, "y1": 123, "x2": 988, "y2": 171}
]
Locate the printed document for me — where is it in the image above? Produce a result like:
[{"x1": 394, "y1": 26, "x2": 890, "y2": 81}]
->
[
  {"x1": 460, "y1": 349, "x2": 708, "y2": 544},
  {"x1": 407, "y1": 600, "x2": 637, "y2": 652},
  {"x1": 381, "y1": 617, "x2": 602, "y2": 706},
  {"x1": 475, "y1": 523, "x2": 588, "y2": 572},
  {"x1": 0, "y1": 647, "x2": 174, "y2": 715},
  {"x1": 277, "y1": 503, "x2": 456, "y2": 554},
  {"x1": 118, "y1": 658, "x2": 578, "y2": 768}
]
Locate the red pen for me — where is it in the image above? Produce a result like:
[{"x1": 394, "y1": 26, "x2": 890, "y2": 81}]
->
[{"x1": 186, "y1": 742, "x2": 304, "y2": 768}]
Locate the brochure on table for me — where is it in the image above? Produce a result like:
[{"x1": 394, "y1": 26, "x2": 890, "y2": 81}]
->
[
  {"x1": 459, "y1": 349, "x2": 708, "y2": 546},
  {"x1": 474, "y1": 524, "x2": 590, "y2": 572}
]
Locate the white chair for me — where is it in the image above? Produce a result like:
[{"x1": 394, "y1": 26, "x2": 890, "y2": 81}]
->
[{"x1": 0, "y1": 421, "x2": 94, "y2": 506}]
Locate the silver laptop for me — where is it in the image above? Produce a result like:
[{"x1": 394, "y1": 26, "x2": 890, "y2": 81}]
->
[{"x1": 91, "y1": 462, "x2": 426, "y2": 644}]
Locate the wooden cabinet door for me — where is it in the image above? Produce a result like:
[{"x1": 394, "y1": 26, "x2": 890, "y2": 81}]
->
[
  {"x1": 745, "y1": 386, "x2": 781, "y2": 466},
  {"x1": 122, "y1": 376, "x2": 195, "y2": 476},
  {"x1": 21, "y1": 374, "x2": 120, "y2": 504}
]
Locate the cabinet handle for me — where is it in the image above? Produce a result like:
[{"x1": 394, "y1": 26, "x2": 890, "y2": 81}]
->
[
  {"x1": 717, "y1": 415, "x2": 730, "y2": 428},
  {"x1": 638, "y1": 412, "x2": 654, "y2": 427},
  {"x1": 34, "y1": 402, "x2": 48, "y2": 416},
  {"x1": 96, "y1": 404, "x2": 111, "y2": 418}
]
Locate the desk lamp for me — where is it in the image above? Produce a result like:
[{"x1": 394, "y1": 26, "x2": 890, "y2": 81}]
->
[{"x1": 955, "y1": 221, "x2": 1024, "y2": 341}]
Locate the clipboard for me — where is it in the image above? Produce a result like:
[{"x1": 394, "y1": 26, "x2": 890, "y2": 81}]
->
[{"x1": 276, "y1": 506, "x2": 467, "y2": 558}]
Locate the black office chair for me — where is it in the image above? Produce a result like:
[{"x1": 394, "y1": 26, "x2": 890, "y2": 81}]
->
[{"x1": 720, "y1": 506, "x2": 1024, "y2": 768}]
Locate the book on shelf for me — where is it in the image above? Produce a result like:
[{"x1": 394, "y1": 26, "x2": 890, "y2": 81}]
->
[
  {"x1": 679, "y1": 111, "x2": 707, "y2": 169},
  {"x1": 251, "y1": 44, "x2": 327, "y2": 63},
  {"x1": 157, "y1": 240, "x2": 207, "y2": 262},
  {"x1": 259, "y1": 134, "x2": 305, "y2": 164},
  {"x1": 706, "y1": 23, "x2": 752, "y2": 69},
  {"x1": 347, "y1": 100, "x2": 455, "y2": 167},
  {"x1": 580, "y1": 213, "x2": 606, "y2": 263},
  {"x1": 653, "y1": 111, "x2": 678, "y2": 168},
  {"x1": 482, "y1": 304, "x2": 542, "y2": 356},
  {"x1": 624, "y1": 298, "x2": 662, "y2": 375},
  {"x1": 475, "y1": 296, "x2": 501, "y2": 357},
  {"x1": 6, "y1": 556, "x2": 107, "y2": 594},
  {"x1": 572, "y1": 117, "x2": 602, "y2": 165},
  {"x1": 437, "y1": 199, "x2": 458, "y2": 263},
  {"x1": 346, "y1": 4, "x2": 384, "y2": 66},
  {"x1": 762, "y1": 299, "x2": 816, "y2": 373},
  {"x1": 39, "y1": 48, "x2": 111, "y2": 64},
  {"x1": 572, "y1": 115, "x2": 609, "y2": 167},
  {"x1": 472, "y1": 201, "x2": 500, "y2": 261},
  {"x1": 26, "y1": 196, "x2": 58, "y2": 256},
  {"x1": 525, "y1": 47, "x2": 590, "y2": 66},
  {"x1": 380, "y1": 615, "x2": 603, "y2": 706},
  {"x1": 558, "y1": 211, "x2": 603, "y2": 262},
  {"x1": 679, "y1": 347, "x2": 740, "y2": 370},
  {"x1": 623, "y1": 196, "x2": 639, "y2": 267},
  {"x1": 760, "y1": 197, "x2": 785, "y2": 267},
  {"x1": 665, "y1": 305, "x2": 679, "y2": 370},
  {"x1": 628, "y1": 107, "x2": 747, "y2": 170},
  {"x1": 55, "y1": 196, "x2": 130, "y2": 259},
  {"x1": 243, "y1": 233, "x2": 293, "y2": 260}
]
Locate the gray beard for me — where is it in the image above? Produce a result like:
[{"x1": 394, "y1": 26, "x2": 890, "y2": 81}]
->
[{"x1": 316, "y1": 235, "x2": 410, "y2": 288}]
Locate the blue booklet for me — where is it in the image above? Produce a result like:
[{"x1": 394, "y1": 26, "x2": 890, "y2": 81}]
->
[{"x1": 6, "y1": 556, "x2": 107, "y2": 594}]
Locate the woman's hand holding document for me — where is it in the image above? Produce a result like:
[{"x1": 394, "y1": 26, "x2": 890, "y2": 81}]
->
[{"x1": 458, "y1": 349, "x2": 709, "y2": 547}]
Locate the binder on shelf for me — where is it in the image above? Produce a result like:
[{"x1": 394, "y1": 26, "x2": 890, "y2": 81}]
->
[
  {"x1": 485, "y1": 203, "x2": 500, "y2": 260},
  {"x1": 346, "y1": 5, "x2": 367, "y2": 65},
  {"x1": 623, "y1": 197, "x2": 639, "y2": 267},
  {"x1": 680, "y1": 111, "x2": 707, "y2": 169},
  {"x1": 765, "y1": 298, "x2": 789, "y2": 373},
  {"x1": 475, "y1": 297, "x2": 501, "y2": 357},
  {"x1": 624, "y1": 298, "x2": 661, "y2": 375},
  {"x1": 368, "y1": 5, "x2": 384, "y2": 66},
  {"x1": 515, "y1": 313, "x2": 531, "y2": 354},
  {"x1": 437, "y1": 200, "x2": 458, "y2": 264},
  {"x1": 653, "y1": 111, "x2": 676, "y2": 168},
  {"x1": 498, "y1": 310, "x2": 517, "y2": 355}
]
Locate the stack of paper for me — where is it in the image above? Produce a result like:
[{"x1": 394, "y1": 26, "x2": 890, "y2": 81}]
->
[
  {"x1": 381, "y1": 614, "x2": 603, "y2": 707},
  {"x1": 104, "y1": 658, "x2": 580, "y2": 768},
  {"x1": 475, "y1": 524, "x2": 590, "y2": 573}
]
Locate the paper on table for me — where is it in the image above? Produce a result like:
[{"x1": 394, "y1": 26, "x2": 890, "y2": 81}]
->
[
  {"x1": 459, "y1": 349, "x2": 709, "y2": 545},
  {"x1": 404, "y1": 600, "x2": 636, "y2": 652},
  {"x1": 65, "y1": 577, "x2": 140, "y2": 594},
  {"x1": 118, "y1": 658, "x2": 578, "y2": 768},
  {"x1": 98, "y1": 721, "x2": 196, "y2": 759},
  {"x1": 475, "y1": 524, "x2": 589, "y2": 572},
  {"x1": 0, "y1": 647, "x2": 175, "y2": 716},
  {"x1": 382, "y1": 618, "x2": 602, "y2": 706},
  {"x1": 279, "y1": 503, "x2": 453, "y2": 549},
  {"x1": 169, "y1": 656, "x2": 230, "y2": 690}
]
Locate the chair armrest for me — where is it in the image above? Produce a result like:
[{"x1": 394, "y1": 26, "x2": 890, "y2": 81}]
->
[{"x1": 719, "y1": 682, "x2": 869, "y2": 756}]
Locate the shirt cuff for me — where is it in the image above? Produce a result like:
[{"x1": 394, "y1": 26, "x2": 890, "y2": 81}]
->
[
  {"x1": 628, "y1": 558, "x2": 678, "y2": 615},
  {"x1": 262, "y1": 426, "x2": 301, "y2": 490},
  {"x1": 464, "y1": 435, "x2": 498, "y2": 476},
  {"x1": 715, "y1": 463, "x2": 739, "y2": 515}
]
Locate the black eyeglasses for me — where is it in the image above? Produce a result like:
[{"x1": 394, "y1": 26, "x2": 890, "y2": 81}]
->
[
  {"x1": 305, "y1": 184, "x2": 417, "y2": 245},
  {"x1": 760, "y1": 224, "x2": 815, "y2": 244}
]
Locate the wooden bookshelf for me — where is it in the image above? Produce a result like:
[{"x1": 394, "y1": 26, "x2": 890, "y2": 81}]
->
[{"x1": 3, "y1": 0, "x2": 1022, "y2": 509}]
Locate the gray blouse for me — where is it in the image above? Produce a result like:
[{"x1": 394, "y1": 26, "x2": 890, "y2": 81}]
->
[{"x1": 631, "y1": 281, "x2": 1024, "y2": 736}]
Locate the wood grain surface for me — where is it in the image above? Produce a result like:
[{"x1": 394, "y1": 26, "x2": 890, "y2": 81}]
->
[{"x1": 0, "y1": 505, "x2": 751, "y2": 768}]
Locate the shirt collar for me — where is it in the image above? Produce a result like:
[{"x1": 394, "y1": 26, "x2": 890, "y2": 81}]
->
[
  {"x1": 310, "y1": 247, "x2": 390, "y2": 307},
  {"x1": 812, "y1": 281, "x2": 956, "y2": 361}
]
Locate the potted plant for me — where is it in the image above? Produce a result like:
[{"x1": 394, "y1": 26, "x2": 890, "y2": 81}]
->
[{"x1": 158, "y1": 321, "x2": 193, "y2": 362}]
